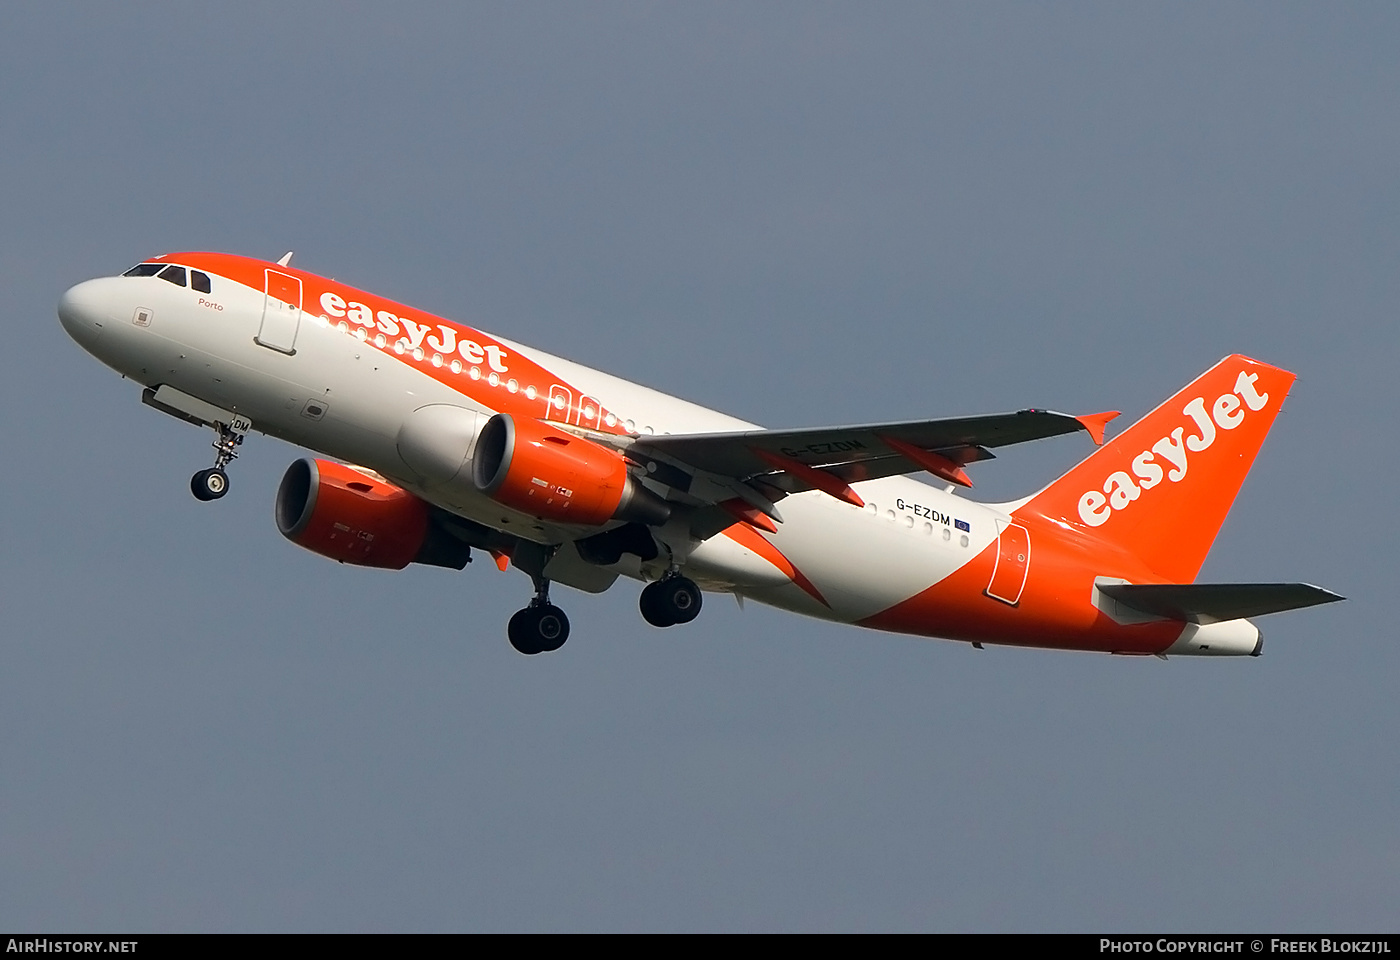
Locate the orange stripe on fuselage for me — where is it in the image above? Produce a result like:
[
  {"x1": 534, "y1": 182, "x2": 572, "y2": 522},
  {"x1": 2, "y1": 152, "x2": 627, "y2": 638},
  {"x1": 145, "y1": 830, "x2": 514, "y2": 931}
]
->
[
  {"x1": 152, "y1": 252, "x2": 628, "y2": 436},
  {"x1": 864, "y1": 356, "x2": 1298, "y2": 653},
  {"x1": 859, "y1": 516, "x2": 1181, "y2": 654},
  {"x1": 721, "y1": 522, "x2": 831, "y2": 608}
]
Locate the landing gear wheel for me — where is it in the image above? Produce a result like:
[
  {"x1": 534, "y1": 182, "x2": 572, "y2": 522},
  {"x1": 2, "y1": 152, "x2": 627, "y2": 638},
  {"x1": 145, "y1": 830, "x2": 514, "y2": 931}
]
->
[
  {"x1": 533, "y1": 604, "x2": 570, "y2": 652},
  {"x1": 639, "y1": 582, "x2": 669, "y2": 627},
  {"x1": 508, "y1": 604, "x2": 570, "y2": 655},
  {"x1": 191, "y1": 468, "x2": 229, "y2": 501},
  {"x1": 661, "y1": 577, "x2": 703, "y2": 624},
  {"x1": 189, "y1": 419, "x2": 246, "y2": 502},
  {"x1": 639, "y1": 576, "x2": 703, "y2": 627}
]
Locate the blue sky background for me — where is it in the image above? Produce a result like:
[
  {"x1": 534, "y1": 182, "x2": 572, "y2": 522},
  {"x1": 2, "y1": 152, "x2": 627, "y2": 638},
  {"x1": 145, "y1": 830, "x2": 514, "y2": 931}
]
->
[{"x1": 0, "y1": 3, "x2": 1393, "y2": 931}]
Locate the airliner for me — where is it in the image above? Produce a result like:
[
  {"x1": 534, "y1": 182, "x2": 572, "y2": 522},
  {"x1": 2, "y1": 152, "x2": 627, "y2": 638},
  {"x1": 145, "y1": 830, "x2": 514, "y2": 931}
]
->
[{"x1": 57, "y1": 252, "x2": 1341, "y2": 655}]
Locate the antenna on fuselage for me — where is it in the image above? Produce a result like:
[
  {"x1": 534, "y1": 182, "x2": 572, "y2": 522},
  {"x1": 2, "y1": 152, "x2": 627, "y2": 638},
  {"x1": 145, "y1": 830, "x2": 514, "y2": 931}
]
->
[{"x1": 276, "y1": 251, "x2": 293, "y2": 266}]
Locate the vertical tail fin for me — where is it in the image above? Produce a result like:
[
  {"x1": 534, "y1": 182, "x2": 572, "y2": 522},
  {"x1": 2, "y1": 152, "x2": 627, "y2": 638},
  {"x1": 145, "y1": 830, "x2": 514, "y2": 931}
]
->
[{"x1": 1018, "y1": 355, "x2": 1296, "y2": 582}]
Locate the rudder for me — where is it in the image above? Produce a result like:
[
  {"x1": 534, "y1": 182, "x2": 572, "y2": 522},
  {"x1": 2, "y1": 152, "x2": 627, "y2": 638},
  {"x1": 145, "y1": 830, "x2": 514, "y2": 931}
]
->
[{"x1": 1017, "y1": 355, "x2": 1296, "y2": 582}]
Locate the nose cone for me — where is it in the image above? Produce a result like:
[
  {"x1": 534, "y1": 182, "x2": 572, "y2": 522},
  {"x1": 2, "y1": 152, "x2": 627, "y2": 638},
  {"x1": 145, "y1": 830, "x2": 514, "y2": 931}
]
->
[{"x1": 58, "y1": 278, "x2": 112, "y2": 350}]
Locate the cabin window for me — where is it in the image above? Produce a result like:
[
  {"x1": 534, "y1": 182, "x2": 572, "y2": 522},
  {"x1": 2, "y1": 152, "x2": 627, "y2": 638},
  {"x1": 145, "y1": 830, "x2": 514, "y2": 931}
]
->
[
  {"x1": 122, "y1": 263, "x2": 163, "y2": 277},
  {"x1": 191, "y1": 270, "x2": 212, "y2": 294},
  {"x1": 157, "y1": 265, "x2": 187, "y2": 287}
]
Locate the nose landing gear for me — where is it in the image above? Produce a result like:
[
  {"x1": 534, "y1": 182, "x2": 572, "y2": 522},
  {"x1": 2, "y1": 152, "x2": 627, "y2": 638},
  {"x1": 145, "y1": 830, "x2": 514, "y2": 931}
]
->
[
  {"x1": 640, "y1": 574, "x2": 703, "y2": 628},
  {"x1": 190, "y1": 418, "x2": 248, "y2": 502},
  {"x1": 508, "y1": 575, "x2": 571, "y2": 655}
]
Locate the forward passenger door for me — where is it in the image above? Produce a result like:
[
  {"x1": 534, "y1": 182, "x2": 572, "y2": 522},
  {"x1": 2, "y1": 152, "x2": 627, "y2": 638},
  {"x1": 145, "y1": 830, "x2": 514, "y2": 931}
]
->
[{"x1": 255, "y1": 269, "x2": 302, "y2": 355}]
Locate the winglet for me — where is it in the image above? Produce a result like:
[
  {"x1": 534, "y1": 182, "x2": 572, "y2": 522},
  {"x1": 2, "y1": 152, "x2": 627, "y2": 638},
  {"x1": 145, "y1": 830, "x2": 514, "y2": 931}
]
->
[
  {"x1": 1075, "y1": 410, "x2": 1120, "y2": 446},
  {"x1": 489, "y1": 548, "x2": 510, "y2": 572},
  {"x1": 751, "y1": 448, "x2": 866, "y2": 507},
  {"x1": 879, "y1": 435, "x2": 974, "y2": 487}
]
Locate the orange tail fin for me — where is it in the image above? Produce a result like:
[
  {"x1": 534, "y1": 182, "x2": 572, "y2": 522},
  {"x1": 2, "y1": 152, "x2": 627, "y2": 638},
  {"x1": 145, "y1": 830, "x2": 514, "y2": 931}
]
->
[{"x1": 1017, "y1": 355, "x2": 1296, "y2": 582}]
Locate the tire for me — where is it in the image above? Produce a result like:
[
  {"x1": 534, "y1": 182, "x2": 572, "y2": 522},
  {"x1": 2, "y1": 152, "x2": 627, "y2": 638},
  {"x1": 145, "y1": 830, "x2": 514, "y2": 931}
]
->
[
  {"x1": 190, "y1": 468, "x2": 229, "y2": 501},
  {"x1": 508, "y1": 605, "x2": 570, "y2": 655},
  {"x1": 660, "y1": 577, "x2": 703, "y2": 624},
  {"x1": 639, "y1": 581, "x2": 674, "y2": 627},
  {"x1": 640, "y1": 577, "x2": 703, "y2": 627},
  {"x1": 508, "y1": 608, "x2": 544, "y2": 655},
  {"x1": 534, "y1": 604, "x2": 570, "y2": 652}
]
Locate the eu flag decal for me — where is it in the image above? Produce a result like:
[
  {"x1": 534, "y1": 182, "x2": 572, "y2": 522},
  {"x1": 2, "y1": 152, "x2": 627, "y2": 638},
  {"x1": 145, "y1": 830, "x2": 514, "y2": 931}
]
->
[{"x1": 954, "y1": 519, "x2": 970, "y2": 532}]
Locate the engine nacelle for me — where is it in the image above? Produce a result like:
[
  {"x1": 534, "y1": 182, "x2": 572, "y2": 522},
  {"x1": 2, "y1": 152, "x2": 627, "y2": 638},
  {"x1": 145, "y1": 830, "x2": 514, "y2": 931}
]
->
[
  {"x1": 472, "y1": 414, "x2": 671, "y2": 527},
  {"x1": 275, "y1": 459, "x2": 470, "y2": 570}
]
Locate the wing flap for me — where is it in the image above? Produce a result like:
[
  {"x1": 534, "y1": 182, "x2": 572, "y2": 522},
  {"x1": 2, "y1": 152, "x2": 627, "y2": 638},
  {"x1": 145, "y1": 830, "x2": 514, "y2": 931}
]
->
[{"x1": 1097, "y1": 582, "x2": 1344, "y2": 624}]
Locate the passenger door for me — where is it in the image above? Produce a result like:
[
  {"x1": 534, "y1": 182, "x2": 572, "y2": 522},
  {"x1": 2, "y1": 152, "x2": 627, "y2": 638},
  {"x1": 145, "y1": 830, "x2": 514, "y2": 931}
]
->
[
  {"x1": 255, "y1": 269, "x2": 302, "y2": 355},
  {"x1": 985, "y1": 521, "x2": 1031, "y2": 606}
]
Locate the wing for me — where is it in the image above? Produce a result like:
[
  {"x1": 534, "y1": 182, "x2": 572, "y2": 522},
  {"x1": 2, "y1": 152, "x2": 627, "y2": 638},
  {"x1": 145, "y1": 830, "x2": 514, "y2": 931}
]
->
[{"x1": 629, "y1": 409, "x2": 1114, "y2": 498}]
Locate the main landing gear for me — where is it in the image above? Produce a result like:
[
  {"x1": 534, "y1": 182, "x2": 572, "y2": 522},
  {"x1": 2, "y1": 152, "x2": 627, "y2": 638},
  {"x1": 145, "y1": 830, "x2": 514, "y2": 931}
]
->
[
  {"x1": 508, "y1": 574, "x2": 571, "y2": 656},
  {"x1": 640, "y1": 574, "x2": 703, "y2": 628},
  {"x1": 190, "y1": 420, "x2": 245, "y2": 502}
]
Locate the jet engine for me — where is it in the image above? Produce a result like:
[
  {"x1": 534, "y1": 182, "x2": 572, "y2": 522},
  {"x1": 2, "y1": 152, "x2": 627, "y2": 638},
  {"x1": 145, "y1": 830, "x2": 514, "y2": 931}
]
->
[
  {"x1": 275, "y1": 458, "x2": 470, "y2": 570},
  {"x1": 472, "y1": 414, "x2": 671, "y2": 527}
]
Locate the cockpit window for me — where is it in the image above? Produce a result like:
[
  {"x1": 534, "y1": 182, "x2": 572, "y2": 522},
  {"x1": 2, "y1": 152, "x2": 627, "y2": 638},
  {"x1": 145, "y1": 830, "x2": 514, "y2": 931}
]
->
[
  {"x1": 122, "y1": 263, "x2": 163, "y2": 277},
  {"x1": 157, "y1": 265, "x2": 187, "y2": 287},
  {"x1": 191, "y1": 270, "x2": 212, "y2": 294}
]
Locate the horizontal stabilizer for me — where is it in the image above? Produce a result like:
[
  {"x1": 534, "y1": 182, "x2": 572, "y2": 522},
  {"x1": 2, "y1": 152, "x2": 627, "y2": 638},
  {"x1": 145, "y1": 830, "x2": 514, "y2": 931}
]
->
[{"x1": 1097, "y1": 582, "x2": 1344, "y2": 624}]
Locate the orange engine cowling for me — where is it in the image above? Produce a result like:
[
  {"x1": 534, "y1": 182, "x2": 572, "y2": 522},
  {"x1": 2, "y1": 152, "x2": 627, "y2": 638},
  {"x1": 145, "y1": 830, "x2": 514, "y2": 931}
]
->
[
  {"x1": 275, "y1": 459, "x2": 469, "y2": 570},
  {"x1": 472, "y1": 414, "x2": 671, "y2": 527}
]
